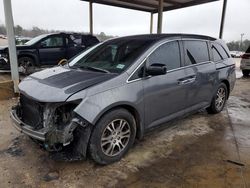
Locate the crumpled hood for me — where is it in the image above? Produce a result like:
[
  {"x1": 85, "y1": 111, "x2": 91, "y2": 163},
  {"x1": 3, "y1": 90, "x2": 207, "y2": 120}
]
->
[{"x1": 19, "y1": 66, "x2": 116, "y2": 102}]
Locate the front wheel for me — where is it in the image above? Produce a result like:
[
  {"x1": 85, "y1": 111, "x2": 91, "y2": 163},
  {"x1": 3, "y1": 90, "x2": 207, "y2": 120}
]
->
[
  {"x1": 18, "y1": 56, "x2": 35, "y2": 75},
  {"x1": 89, "y1": 108, "x2": 136, "y2": 165},
  {"x1": 207, "y1": 83, "x2": 228, "y2": 114}
]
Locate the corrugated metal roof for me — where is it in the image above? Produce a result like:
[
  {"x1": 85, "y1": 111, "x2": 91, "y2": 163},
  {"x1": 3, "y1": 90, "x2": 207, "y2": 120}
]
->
[{"x1": 81, "y1": 0, "x2": 219, "y2": 13}]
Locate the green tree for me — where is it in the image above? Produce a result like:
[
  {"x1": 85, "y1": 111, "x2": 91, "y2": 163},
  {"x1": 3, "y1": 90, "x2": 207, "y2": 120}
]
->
[{"x1": 14, "y1": 25, "x2": 23, "y2": 36}]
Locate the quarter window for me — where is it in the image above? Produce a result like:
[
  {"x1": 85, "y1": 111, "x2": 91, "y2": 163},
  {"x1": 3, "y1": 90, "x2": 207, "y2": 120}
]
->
[
  {"x1": 148, "y1": 41, "x2": 181, "y2": 71},
  {"x1": 212, "y1": 43, "x2": 229, "y2": 62},
  {"x1": 184, "y1": 40, "x2": 209, "y2": 65}
]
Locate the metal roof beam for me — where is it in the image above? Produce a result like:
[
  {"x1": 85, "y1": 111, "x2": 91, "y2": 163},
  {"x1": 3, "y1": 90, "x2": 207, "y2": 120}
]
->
[
  {"x1": 152, "y1": 0, "x2": 219, "y2": 13},
  {"x1": 81, "y1": 0, "x2": 153, "y2": 12}
]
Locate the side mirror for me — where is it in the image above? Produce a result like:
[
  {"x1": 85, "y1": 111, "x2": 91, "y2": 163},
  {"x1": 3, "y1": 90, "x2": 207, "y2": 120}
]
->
[{"x1": 146, "y1": 63, "x2": 167, "y2": 76}]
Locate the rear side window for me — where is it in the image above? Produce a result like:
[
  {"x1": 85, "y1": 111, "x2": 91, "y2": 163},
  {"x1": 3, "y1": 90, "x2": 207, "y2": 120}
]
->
[
  {"x1": 184, "y1": 40, "x2": 209, "y2": 65},
  {"x1": 212, "y1": 42, "x2": 229, "y2": 62},
  {"x1": 148, "y1": 41, "x2": 181, "y2": 71}
]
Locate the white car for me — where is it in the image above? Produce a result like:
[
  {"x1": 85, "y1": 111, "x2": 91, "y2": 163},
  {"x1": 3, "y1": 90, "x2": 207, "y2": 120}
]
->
[
  {"x1": 240, "y1": 48, "x2": 250, "y2": 76},
  {"x1": 230, "y1": 51, "x2": 243, "y2": 58}
]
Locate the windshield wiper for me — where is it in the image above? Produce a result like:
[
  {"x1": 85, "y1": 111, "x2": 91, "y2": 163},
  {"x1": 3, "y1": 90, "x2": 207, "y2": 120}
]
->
[{"x1": 76, "y1": 65, "x2": 110, "y2": 73}]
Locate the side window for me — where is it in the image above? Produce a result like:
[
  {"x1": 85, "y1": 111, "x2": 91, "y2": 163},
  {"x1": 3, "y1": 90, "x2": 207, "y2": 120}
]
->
[
  {"x1": 184, "y1": 40, "x2": 209, "y2": 65},
  {"x1": 212, "y1": 43, "x2": 229, "y2": 62},
  {"x1": 69, "y1": 34, "x2": 82, "y2": 46},
  {"x1": 40, "y1": 36, "x2": 64, "y2": 48},
  {"x1": 148, "y1": 41, "x2": 181, "y2": 70}
]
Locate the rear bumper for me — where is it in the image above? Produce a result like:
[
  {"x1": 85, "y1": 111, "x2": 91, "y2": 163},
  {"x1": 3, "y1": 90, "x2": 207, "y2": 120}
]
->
[
  {"x1": 240, "y1": 65, "x2": 250, "y2": 70},
  {"x1": 10, "y1": 106, "x2": 46, "y2": 141},
  {"x1": 240, "y1": 60, "x2": 250, "y2": 70}
]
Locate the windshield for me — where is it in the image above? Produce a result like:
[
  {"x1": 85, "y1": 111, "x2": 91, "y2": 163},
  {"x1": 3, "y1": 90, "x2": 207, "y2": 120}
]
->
[
  {"x1": 68, "y1": 38, "x2": 154, "y2": 74},
  {"x1": 25, "y1": 34, "x2": 49, "y2": 45}
]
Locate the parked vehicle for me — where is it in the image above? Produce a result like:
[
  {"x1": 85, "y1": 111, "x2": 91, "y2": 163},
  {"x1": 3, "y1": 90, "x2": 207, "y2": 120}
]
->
[
  {"x1": 240, "y1": 47, "x2": 250, "y2": 76},
  {"x1": 0, "y1": 34, "x2": 7, "y2": 39},
  {"x1": 0, "y1": 33, "x2": 99, "y2": 74},
  {"x1": 10, "y1": 34, "x2": 236, "y2": 164},
  {"x1": 15, "y1": 36, "x2": 32, "y2": 45},
  {"x1": 230, "y1": 51, "x2": 243, "y2": 58}
]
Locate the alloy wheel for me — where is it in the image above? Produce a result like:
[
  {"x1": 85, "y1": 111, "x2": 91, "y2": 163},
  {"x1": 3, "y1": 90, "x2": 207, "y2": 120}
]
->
[
  {"x1": 215, "y1": 87, "x2": 226, "y2": 110},
  {"x1": 101, "y1": 119, "x2": 131, "y2": 157},
  {"x1": 19, "y1": 58, "x2": 34, "y2": 74}
]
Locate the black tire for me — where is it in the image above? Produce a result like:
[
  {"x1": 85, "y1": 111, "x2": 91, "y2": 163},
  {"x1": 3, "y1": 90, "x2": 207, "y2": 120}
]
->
[
  {"x1": 18, "y1": 56, "x2": 35, "y2": 75},
  {"x1": 242, "y1": 70, "x2": 249, "y2": 77},
  {"x1": 207, "y1": 83, "x2": 228, "y2": 114},
  {"x1": 89, "y1": 108, "x2": 136, "y2": 165}
]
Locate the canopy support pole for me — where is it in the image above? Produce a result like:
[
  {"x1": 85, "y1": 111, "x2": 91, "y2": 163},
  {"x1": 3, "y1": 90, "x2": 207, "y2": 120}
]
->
[
  {"x1": 3, "y1": 0, "x2": 19, "y2": 93},
  {"x1": 89, "y1": 1, "x2": 93, "y2": 35},
  {"x1": 219, "y1": 0, "x2": 227, "y2": 39},
  {"x1": 157, "y1": 0, "x2": 163, "y2": 34},
  {"x1": 150, "y1": 13, "x2": 153, "y2": 34}
]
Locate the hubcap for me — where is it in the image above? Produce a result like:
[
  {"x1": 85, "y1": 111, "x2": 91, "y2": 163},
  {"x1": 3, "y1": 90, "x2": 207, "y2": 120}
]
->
[
  {"x1": 215, "y1": 87, "x2": 226, "y2": 110},
  {"x1": 101, "y1": 119, "x2": 131, "y2": 157}
]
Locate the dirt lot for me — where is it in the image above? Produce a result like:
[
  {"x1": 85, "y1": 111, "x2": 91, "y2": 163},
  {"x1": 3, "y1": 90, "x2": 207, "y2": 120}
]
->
[{"x1": 0, "y1": 66, "x2": 250, "y2": 187}]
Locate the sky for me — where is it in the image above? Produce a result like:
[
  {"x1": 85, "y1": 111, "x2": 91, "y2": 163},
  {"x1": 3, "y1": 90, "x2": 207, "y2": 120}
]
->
[{"x1": 0, "y1": 0, "x2": 249, "y2": 42}]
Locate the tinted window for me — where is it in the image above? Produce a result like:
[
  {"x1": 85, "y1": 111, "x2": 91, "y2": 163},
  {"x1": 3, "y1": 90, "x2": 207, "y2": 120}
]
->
[
  {"x1": 212, "y1": 45, "x2": 223, "y2": 62},
  {"x1": 148, "y1": 41, "x2": 181, "y2": 70},
  {"x1": 212, "y1": 43, "x2": 229, "y2": 62},
  {"x1": 69, "y1": 39, "x2": 155, "y2": 73},
  {"x1": 184, "y1": 40, "x2": 209, "y2": 65},
  {"x1": 40, "y1": 36, "x2": 64, "y2": 47}
]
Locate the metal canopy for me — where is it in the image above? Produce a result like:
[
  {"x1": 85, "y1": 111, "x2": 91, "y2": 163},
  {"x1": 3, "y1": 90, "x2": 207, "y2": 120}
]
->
[{"x1": 81, "y1": 0, "x2": 219, "y2": 13}]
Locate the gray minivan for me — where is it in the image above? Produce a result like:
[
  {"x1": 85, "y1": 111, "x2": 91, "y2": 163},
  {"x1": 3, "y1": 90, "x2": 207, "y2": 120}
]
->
[{"x1": 11, "y1": 34, "x2": 236, "y2": 164}]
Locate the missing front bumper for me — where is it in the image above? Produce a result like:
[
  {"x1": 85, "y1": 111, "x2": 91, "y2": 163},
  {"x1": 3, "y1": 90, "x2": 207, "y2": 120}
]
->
[
  {"x1": 10, "y1": 105, "x2": 92, "y2": 160},
  {"x1": 10, "y1": 106, "x2": 80, "y2": 146},
  {"x1": 10, "y1": 107, "x2": 46, "y2": 141}
]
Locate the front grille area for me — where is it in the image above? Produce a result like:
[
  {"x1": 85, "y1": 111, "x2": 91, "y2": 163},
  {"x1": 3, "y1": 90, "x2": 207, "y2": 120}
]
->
[{"x1": 20, "y1": 94, "x2": 44, "y2": 130}]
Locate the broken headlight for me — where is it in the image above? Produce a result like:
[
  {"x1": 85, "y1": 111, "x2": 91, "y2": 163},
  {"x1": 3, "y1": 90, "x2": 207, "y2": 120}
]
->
[{"x1": 52, "y1": 100, "x2": 82, "y2": 129}]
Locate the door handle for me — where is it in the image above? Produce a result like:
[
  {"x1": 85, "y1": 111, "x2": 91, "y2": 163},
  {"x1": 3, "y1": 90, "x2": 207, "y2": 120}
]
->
[
  {"x1": 178, "y1": 76, "x2": 196, "y2": 85},
  {"x1": 178, "y1": 79, "x2": 190, "y2": 85}
]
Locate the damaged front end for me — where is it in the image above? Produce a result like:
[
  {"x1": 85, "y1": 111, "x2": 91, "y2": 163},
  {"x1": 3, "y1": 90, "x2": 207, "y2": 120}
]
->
[
  {"x1": 0, "y1": 52, "x2": 10, "y2": 70},
  {"x1": 10, "y1": 94, "x2": 92, "y2": 160}
]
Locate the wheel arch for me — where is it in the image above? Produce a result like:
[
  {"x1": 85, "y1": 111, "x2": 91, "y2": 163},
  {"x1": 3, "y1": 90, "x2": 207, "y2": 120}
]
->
[
  {"x1": 221, "y1": 79, "x2": 230, "y2": 99},
  {"x1": 93, "y1": 103, "x2": 144, "y2": 140},
  {"x1": 18, "y1": 53, "x2": 39, "y2": 66}
]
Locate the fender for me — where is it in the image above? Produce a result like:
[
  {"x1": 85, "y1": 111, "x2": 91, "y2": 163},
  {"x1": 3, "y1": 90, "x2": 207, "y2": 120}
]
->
[
  {"x1": 18, "y1": 50, "x2": 40, "y2": 66},
  {"x1": 72, "y1": 84, "x2": 145, "y2": 139}
]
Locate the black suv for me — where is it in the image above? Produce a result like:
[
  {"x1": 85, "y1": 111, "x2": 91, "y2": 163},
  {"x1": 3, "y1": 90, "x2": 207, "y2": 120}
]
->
[{"x1": 0, "y1": 33, "x2": 99, "y2": 74}]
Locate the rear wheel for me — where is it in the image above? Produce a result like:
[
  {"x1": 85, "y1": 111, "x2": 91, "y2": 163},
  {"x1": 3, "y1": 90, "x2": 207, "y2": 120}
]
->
[
  {"x1": 18, "y1": 56, "x2": 35, "y2": 75},
  {"x1": 242, "y1": 70, "x2": 249, "y2": 77},
  {"x1": 89, "y1": 108, "x2": 136, "y2": 165},
  {"x1": 207, "y1": 83, "x2": 228, "y2": 114}
]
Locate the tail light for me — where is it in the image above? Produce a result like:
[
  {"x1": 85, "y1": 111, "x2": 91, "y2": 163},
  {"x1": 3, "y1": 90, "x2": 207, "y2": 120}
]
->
[{"x1": 241, "y1": 53, "x2": 250, "y2": 59}]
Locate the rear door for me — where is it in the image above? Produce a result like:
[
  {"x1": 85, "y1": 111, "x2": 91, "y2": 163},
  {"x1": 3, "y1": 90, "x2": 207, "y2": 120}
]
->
[
  {"x1": 182, "y1": 40, "x2": 216, "y2": 109},
  {"x1": 143, "y1": 40, "x2": 189, "y2": 128},
  {"x1": 38, "y1": 35, "x2": 66, "y2": 65},
  {"x1": 65, "y1": 34, "x2": 85, "y2": 60}
]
